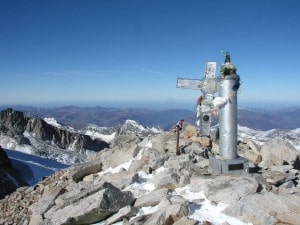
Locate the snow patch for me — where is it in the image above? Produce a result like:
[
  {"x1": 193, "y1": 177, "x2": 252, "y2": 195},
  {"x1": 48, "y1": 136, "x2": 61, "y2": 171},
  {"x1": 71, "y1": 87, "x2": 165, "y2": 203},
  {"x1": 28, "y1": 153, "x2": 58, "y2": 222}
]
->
[
  {"x1": 43, "y1": 117, "x2": 62, "y2": 128},
  {"x1": 125, "y1": 119, "x2": 146, "y2": 131},
  {"x1": 84, "y1": 130, "x2": 116, "y2": 143},
  {"x1": 174, "y1": 186, "x2": 252, "y2": 225}
]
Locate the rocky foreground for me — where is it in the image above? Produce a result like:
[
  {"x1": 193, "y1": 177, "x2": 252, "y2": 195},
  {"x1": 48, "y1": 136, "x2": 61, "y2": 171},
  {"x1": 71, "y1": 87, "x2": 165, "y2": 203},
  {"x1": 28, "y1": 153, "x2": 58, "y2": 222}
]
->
[{"x1": 0, "y1": 125, "x2": 300, "y2": 225}]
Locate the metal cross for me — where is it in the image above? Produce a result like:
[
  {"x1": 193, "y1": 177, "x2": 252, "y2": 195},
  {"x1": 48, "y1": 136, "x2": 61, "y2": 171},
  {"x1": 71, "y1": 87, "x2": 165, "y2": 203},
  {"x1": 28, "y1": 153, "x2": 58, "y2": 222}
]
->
[{"x1": 176, "y1": 61, "x2": 218, "y2": 136}]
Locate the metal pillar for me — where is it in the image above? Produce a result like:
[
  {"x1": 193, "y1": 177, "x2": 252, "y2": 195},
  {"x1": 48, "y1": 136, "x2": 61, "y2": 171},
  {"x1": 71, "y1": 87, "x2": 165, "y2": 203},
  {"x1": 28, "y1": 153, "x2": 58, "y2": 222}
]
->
[
  {"x1": 209, "y1": 52, "x2": 248, "y2": 174},
  {"x1": 219, "y1": 76, "x2": 237, "y2": 159}
]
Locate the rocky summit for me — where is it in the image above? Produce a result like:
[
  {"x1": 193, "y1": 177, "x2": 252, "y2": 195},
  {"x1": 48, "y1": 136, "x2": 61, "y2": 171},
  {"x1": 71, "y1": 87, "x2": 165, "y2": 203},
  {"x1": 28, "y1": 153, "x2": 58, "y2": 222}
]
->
[{"x1": 0, "y1": 124, "x2": 300, "y2": 225}]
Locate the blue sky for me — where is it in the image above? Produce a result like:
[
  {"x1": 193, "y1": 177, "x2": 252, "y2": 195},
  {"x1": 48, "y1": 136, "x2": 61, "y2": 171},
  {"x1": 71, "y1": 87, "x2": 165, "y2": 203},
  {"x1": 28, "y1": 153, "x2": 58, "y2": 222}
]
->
[{"x1": 1, "y1": 0, "x2": 300, "y2": 109}]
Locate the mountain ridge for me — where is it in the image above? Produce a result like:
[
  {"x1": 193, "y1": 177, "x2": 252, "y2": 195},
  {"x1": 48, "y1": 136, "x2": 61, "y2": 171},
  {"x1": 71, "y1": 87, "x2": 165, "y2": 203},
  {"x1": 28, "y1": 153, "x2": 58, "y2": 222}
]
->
[
  {"x1": 0, "y1": 108, "x2": 109, "y2": 164},
  {"x1": 1, "y1": 105, "x2": 300, "y2": 131}
]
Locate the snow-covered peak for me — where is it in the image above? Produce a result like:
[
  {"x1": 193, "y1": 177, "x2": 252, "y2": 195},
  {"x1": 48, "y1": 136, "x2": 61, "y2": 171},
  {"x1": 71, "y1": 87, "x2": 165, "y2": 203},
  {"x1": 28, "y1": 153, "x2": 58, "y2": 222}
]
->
[
  {"x1": 43, "y1": 117, "x2": 74, "y2": 132},
  {"x1": 124, "y1": 119, "x2": 146, "y2": 131},
  {"x1": 120, "y1": 119, "x2": 162, "y2": 137},
  {"x1": 80, "y1": 120, "x2": 162, "y2": 144},
  {"x1": 238, "y1": 125, "x2": 300, "y2": 150},
  {"x1": 43, "y1": 117, "x2": 61, "y2": 127}
]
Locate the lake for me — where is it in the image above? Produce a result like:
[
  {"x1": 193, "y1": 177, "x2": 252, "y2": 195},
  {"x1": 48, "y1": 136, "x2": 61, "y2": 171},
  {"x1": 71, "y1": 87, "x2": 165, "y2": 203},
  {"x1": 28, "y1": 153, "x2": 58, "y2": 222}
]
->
[{"x1": 4, "y1": 149, "x2": 69, "y2": 186}]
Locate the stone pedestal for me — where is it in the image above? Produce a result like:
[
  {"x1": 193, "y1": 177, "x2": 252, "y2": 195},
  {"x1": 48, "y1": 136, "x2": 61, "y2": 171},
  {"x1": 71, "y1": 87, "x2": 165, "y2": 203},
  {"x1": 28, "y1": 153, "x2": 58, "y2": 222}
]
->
[{"x1": 209, "y1": 156, "x2": 249, "y2": 174}]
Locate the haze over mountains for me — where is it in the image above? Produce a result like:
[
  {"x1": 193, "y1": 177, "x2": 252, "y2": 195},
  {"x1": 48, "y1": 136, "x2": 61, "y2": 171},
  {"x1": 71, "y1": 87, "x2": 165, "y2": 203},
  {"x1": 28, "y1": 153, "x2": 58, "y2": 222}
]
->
[{"x1": 1, "y1": 105, "x2": 300, "y2": 131}]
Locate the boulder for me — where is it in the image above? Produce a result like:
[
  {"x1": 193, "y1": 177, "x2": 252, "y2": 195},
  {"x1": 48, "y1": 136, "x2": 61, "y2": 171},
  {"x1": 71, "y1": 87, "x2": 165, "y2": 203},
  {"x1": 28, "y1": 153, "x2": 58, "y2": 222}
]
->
[
  {"x1": 183, "y1": 141, "x2": 206, "y2": 155},
  {"x1": 104, "y1": 205, "x2": 139, "y2": 225},
  {"x1": 134, "y1": 188, "x2": 171, "y2": 208},
  {"x1": 143, "y1": 195, "x2": 189, "y2": 225},
  {"x1": 95, "y1": 171, "x2": 139, "y2": 190},
  {"x1": 182, "y1": 125, "x2": 197, "y2": 138},
  {"x1": 190, "y1": 175, "x2": 258, "y2": 204},
  {"x1": 112, "y1": 133, "x2": 141, "y2": 147},
  {"x1": 244, "y1": 150, "x2": 262, "y2": 165},
  {"x1": 173, "y1": 216, "x2": 198, "y2": 225},
  {"x1": 269, "y1": 165, "x2": 293, "y2": 173},
  {"x1": 190, "y1": 136, "x2": 211, "y2": 147},
  {"x1": 98, "y1": 143, "x2": 140, "y2": 170},
  {"x1": 224, "y1": 192, "x2": 300, "y2": 225},
  {"x1": 211, "y1": 141, "x2": 220, "y2": 155},
  {"x1": 70, "y1": 160, "x2": 103, "y2": 182},
  {"x1": 163, "y1": 154, "x2": 193, "y2": 171},
  {"x1": 260, "y1": 138, "x2": 300, "y2": 168},
  {"x1": 150, "y1": 168, "x2": 181, "y2": 190},
  {"x1": 133, "y1": 148, "x2": 170, "y2": 173},
  {"x1": 262, "y1": 169, "x2": 289, "y2": 186},
  {"x1": 246, "y1": 139, "x2": 261, "y2": 154},
  {"x1": 45, "y1": 183, "x2": 135, "y2": 225},
  {"x1": 29, "y1": 186, "x2": 65, "y2": 215}
]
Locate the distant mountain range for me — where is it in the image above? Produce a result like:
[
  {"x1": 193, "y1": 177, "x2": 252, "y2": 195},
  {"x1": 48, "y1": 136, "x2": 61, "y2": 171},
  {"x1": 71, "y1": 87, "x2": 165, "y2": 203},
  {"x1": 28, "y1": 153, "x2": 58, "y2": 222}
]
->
[
  {"x1": 0, "y1": 105, "x2": 194, "y2": 130},
  {"x1": 0, "y1": 108, "x2": 163, "y2": 164},
  {"x1": 0, "y1": 108, "x2": 109, "y2": 164},
  {"x1": 1, "y1": 105, "x2": 300, "y2": 131}
]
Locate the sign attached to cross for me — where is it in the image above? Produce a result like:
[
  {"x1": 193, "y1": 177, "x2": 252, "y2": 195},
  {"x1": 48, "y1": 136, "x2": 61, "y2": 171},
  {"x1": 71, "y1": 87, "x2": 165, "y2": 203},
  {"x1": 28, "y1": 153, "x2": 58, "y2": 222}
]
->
[{"x1": 176, "y1": 61, "x2": 218, "y2": 136}]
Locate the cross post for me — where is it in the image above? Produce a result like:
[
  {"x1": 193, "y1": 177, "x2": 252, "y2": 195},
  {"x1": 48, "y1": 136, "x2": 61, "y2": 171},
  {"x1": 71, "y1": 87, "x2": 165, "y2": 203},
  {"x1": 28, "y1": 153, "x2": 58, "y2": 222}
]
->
[{"x1": 176, "y1": 61, "x2": 218, "y2": 136}]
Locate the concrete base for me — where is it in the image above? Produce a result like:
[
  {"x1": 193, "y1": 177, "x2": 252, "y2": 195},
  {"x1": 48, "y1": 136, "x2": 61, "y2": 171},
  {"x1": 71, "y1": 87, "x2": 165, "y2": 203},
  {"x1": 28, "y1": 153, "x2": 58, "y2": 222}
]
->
[{"x1": 209, "y1": 156, "x2": 249, "y2": 174}]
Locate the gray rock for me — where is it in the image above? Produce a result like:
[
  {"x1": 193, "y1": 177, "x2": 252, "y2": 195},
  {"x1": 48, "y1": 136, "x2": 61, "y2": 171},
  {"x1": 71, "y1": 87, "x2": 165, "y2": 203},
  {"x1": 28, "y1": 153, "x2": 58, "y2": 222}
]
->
[
  {"x1": 28, "y1": 214, "x2": 44, "y2": 225},
  {"x1": 269, "y1": 165, "x2": 293, "y2": 173},
  {"x1": 173, "y1": 216, "x2": 198, "y2": 225},
  {"x1": 95, "y1": 171, "x2": 138, "y2": 190},
  {"x1": 29, "y1": 186, "x2": 65, "y2": 215},
  {"x1": 134, "y1": 148, "x2": 170, "y2": 173},
  {"x1": 150, "y1": 168, "x2": 180, "y2": 190},
  {"x1": 134, "y1": 188, "x2": 171, "y2": 208},
  {"x1": 105, "y1": 205, "x2": 139, "y2": 225},
  {"x1": 70, "y1": 160, "x2": 103, "y2": 182},
  {"x1": 183, "y1": 141, "x2": 205, "y2": 154},
  {"x1": 262, "y1": 170, "x2": 288, "y2": 186},
  {"x1": 143, "y1": 209, "x2": 166, "y2": 225},
  {"x1": 163, "y1": 154, "x2": 192, "y2": 171},
  {"x1": 278, "y1": 180, "x2": 296, "y2": 193},
  {"x1": 211, "y1": 141, "x2": 220, "y2": 155},
  {"x1": 224, "y1": 192, "x2": 300, "y2": 225},
  {"x1": 46, "y1": 183, "x2": 135, "y2": 225},
  {"x1": 52, "y1": 180, "x2": 104, "y2": 210},
  {"x1": 260, "y1": 138, "x2": 300, "y2": 168},
  {"x1": 96, "y1": 143, "x2": 140, "y2": 170},
  {"x1": 246, "y1": 139, "x2": 261, "y2": 154},
  {"x1": 253, "y1": 174, "x2": 272, "y2": 192},
  {"x1": 138, "y1": 137, "x2": 151, "y2": 148},
  {"x1": 112, "y1": 133, "x2": 141, "y2": 147},
  {"x1": 125, "y1": 214, "x2": 151, "y2": 225},
  {"x1": 142, "y1": 196, "x2": 189, "y2": 225},
  {"x1": 190, "y1": 175, "x2": 258, "y2": 204},
  {"x1": 243, "y1": 150, "x2": 262, "y2": 165}
]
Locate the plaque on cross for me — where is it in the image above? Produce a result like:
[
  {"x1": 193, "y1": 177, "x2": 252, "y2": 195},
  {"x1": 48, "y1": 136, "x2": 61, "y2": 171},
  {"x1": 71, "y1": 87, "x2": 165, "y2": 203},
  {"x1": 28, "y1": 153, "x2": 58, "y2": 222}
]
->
[{"x1": 176, "y1": 61, "x2": 218, "y2": 136}]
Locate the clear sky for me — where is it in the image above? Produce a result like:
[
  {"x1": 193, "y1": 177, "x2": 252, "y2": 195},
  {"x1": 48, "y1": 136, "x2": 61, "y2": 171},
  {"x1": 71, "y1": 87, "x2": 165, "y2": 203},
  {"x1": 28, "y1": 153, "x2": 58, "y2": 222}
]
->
[{"x1": 1, "y1": 0, "x2": 300, "y2": 110}]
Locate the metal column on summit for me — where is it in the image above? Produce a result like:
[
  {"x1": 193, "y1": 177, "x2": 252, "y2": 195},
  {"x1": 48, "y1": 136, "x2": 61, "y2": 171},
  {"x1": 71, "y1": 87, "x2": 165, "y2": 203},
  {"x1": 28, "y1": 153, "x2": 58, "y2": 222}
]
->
[{"x1": 209, "y1": 52, "x2": 248, "y2": 174}]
